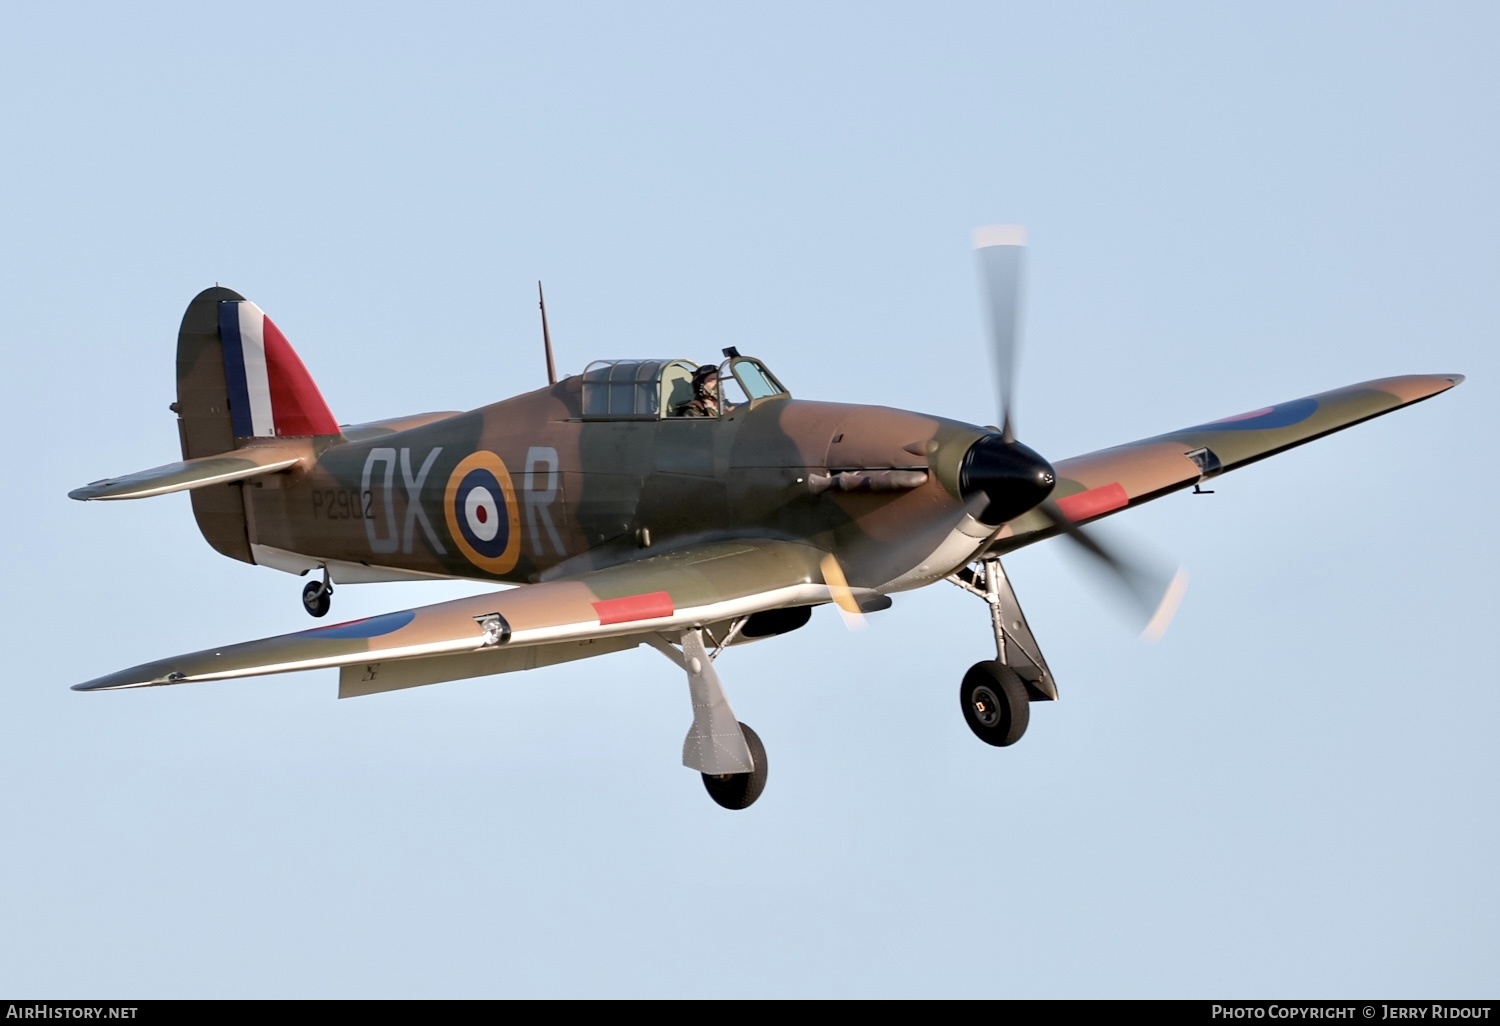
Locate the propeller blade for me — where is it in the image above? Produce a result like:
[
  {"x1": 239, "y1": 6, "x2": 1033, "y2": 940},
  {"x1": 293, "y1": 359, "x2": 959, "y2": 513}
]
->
[
  {"x1": 1036, "y1": 501, "x2": 1189, "y2": 641},
  {"x1": 969, "y1": 226, "x2": 1184, "y2": 641},
  {"x1": 973, "y1": 224, "x2": 1027, "y2": 444},
  {"x1": 820, "y1": 553, "x2": 866, "y2": 632}
]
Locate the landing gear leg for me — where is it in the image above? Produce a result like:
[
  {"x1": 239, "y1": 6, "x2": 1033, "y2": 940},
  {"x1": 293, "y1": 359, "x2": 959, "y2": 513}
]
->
[
  {"x1": 650, "y1": 629, "x2": 768, "y2": 810},
  {"x1": 301, "y1": 566, "x2": 333, "y2": 618},
  {"x1": 947, "y1": 557, "x2": 1057, "y2": 746}
]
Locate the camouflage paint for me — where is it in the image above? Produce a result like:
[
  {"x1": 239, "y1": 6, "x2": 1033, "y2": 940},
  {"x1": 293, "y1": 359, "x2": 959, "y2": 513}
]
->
[{"x1": 70, "y1": 287, "x2": 1463, "y2": 694}]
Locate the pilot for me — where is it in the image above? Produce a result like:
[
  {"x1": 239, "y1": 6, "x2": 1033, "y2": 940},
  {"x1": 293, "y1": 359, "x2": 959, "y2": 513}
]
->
[{"x1": 675, "y1": 364, "x2": 721, "y2": 418}]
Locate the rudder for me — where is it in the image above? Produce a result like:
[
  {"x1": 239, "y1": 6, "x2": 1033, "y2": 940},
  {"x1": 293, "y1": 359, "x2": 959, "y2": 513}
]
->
[
  {"x1": 174, "y1": 287, "x2": 340, "y2": 562},
  {"x1": 217, "y1": 299, "x2": 340, "y2": 439}
]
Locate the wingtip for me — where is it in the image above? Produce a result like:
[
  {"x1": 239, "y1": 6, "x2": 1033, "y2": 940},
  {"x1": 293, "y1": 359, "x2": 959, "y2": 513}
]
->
[
  {"x1": 71, "y1": 675, "x2": 143, "y2": 691},
  {"x1": 73, "y1": 676, "x2": 170, "y2": 691},
  {"x1": 72, "y1": 665, "x2": 181, "y2": 691}
]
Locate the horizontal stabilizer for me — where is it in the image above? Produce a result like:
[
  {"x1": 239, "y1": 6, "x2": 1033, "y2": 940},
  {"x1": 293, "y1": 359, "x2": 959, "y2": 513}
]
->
[{"x1": 69, "y1": 446, "x2": 302, "y2": 501}]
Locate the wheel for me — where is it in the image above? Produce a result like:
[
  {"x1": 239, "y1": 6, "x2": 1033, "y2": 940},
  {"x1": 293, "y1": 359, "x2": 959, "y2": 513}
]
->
[
  {"x1": 701, "y1": 722, "x2": 768, "y2": 810},
  {"x1": 302, "y1": 580, "x2": 331, "y2": 618},
  {"x1": 960, "y1": 661, "x2": 1029, "y2": 747}
]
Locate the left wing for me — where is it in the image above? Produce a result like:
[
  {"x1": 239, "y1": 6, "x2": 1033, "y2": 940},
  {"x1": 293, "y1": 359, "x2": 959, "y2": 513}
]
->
[
  {"x1": 990, "y1": 373, "x2": 1463, "y2": 552},
  {"x1": 73, "y1": 539, "x2": 834, "y2": 694}
]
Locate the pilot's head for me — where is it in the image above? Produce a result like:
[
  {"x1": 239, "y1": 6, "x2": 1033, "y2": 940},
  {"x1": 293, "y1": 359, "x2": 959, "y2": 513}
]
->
[{"x1": 692, "y1": 365, "x2": 719, "y2": 398}]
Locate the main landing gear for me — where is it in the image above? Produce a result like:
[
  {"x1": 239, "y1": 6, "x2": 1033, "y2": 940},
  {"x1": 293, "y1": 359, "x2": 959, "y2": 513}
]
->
[
  {"x1": 960, "y1": 661, "x2": 1029, "y2": 747},
  {"x1": 301, "y1": 566, "x2": 333, "y2": 618},
  {"x1": 947, "y1": 557, "x2": 1057, "y2": 748},
  {"x1": 650, "y1": 625, "x2": 769, "y2": 810},
  {"x1": 701, "y1": 722, "x2": 768, "y2": 810}
]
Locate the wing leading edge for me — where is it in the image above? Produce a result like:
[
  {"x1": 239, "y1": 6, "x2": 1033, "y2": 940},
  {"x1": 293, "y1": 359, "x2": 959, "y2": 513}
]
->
[
  {"x1": 990, "y1": 373, "x2": 1464, "y2": 551},
  {"x1": 73, "y1": 539, "x2": 834, "y2": 694}
]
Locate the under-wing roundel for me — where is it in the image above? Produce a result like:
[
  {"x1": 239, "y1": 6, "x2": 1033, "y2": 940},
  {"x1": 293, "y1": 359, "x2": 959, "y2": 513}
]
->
[{"x1": 68, "y1": 233, "x2": 1464, "y2": 810}]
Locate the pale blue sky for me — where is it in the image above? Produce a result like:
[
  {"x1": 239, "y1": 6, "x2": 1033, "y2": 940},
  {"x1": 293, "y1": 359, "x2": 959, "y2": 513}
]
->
[{"x1": 1, "y1": 1, "x2": 1493, "y2": 997}]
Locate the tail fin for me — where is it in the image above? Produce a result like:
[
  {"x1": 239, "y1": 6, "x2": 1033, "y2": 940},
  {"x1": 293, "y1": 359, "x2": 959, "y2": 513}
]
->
[
  {"x1": 217, "y1": 298, "x2": 339, "y2": 440},
  {"x1": 176, "y1": 287, "x2": 341, "y2": 458},
  {"x1": 174, "y1": 287, "x2": 341, "y2": 562}
]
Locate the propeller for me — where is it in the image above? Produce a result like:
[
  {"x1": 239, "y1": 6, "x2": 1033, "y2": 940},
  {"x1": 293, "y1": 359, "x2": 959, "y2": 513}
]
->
[
  {"x1": 973, "y1": 224, "x2": 1027, "y2": 444},
  {"x1": 1034, "y1": 501, "x2": 1189, "y2": 641},
  {"x1": 820, "y1": 553, "x2": 867, "y2": 631},
  {"x1": 963, "y1": 225, "x2": 1187, "y2": 640}
]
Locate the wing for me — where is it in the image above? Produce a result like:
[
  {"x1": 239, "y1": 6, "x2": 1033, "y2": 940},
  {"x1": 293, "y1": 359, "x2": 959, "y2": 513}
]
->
[
  {"x1": 991, "y1": 373, "x2": 1463, "y2": 551},
  {"x1": 73, "y1": 539, "x2": 833, "y2": 694}
]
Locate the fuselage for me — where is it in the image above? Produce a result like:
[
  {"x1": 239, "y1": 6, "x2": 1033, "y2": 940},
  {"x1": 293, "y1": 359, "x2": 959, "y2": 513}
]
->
[{"x1": 241, "y1": 372, "x2": 1001, "y2": 594}]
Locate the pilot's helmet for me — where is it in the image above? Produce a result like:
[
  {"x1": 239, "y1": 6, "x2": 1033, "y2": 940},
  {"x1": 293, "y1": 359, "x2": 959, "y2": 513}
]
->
[{"x1": 692, "y1": 364, "x2": 719, "y2": 393}]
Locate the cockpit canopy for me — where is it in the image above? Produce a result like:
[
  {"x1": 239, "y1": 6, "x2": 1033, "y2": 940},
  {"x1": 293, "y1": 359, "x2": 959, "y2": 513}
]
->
[{"x1": 579, "y1": 356, "x2": 788, "y2": 420}]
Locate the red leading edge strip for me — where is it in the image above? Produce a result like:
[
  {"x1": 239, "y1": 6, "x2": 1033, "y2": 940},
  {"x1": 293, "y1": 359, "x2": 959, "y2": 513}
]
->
[
  {"x1": 1055, "y1": 482, "x2": 1130, "y2": 522},
  {"x1": 592, "y1": 591, "x2": 676, "y2": 625}
]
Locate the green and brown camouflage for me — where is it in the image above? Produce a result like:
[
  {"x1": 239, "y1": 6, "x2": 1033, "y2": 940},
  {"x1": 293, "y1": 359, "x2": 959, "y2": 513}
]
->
[
  {"x1": 991, "y1": 374, "x2": 1465, "y2": 554},
  {"x1": 66, "y1": 248, "x2": 1463, "y2": 809},
  {"x1": 70, "y1": 285, "x2": 1462, "y2": 696}
]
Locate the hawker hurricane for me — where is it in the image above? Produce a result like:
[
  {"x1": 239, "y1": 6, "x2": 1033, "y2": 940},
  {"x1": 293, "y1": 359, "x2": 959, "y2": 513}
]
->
[{"x1": 70, "y1": 228, "x2": 1463, "y2": 809}]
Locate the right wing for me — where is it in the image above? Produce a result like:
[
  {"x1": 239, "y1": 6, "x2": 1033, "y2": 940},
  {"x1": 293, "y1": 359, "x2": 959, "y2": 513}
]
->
[
  {"x1": 73, "y1": 539, "x2": 836, "y2": 695},
  {"x1": 991, "y1": 373, "x2": 1463, "y2": 551}
]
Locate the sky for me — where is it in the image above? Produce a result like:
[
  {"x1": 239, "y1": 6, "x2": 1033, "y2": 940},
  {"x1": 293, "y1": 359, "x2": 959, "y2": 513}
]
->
[{"x1": 1, "y1": 1, "x2": 1494, "y2": 999}]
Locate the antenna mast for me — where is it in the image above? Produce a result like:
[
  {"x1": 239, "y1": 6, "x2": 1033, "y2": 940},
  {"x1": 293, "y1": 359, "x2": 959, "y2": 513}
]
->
[{"x1": 538, "y1": 281, "x2": 557, "y2": 386}]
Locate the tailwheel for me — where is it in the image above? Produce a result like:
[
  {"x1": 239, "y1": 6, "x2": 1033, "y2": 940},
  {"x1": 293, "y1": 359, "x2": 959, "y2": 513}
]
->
[
  {"x1": 960, "y1": 661, "x2": 1029, "y2": 747},
  {"x1": 701, "y1": 722, "x2": 768, "y2": 810},
  {"x1": 301, "y1": 579, "x2": 332, "y2": 618}
]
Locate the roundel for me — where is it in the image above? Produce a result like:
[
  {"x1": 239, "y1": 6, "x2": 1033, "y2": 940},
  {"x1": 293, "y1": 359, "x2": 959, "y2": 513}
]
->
[{"x1": 444, "y1": 451, "x2": 522, "y2": 574}]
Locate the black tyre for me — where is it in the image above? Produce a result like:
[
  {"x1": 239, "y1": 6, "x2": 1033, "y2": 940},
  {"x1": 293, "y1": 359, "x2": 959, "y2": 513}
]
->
[
  {"x1": 302, "y1": 580, "x2": 331, "y2": 618},
  {"x1": 701, "y1": 722, "x2": 768, "y2": 810},
  {"x1": 960, "y1": 661, "x2": 1029, "y2": 747}
]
